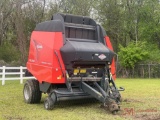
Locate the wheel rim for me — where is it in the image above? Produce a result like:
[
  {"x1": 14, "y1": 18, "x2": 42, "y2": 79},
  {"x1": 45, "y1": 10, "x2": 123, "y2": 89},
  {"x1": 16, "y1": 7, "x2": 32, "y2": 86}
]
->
[
  {"x1": 24, "y1": 84, "x2": 30, "y2": 100},
  {"x1": 45, "y1": 101, "x2": 49, "y2": 109}
]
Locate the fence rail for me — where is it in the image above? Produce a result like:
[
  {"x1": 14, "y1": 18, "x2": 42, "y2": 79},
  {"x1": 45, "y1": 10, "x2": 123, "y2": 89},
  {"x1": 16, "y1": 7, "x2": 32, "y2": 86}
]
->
[
  {"x1": 1, "y1": 64, "x2": 159, "y2": 85},
  {"x1": 116, "y1": 64, "x2": 160, "y2": 78},
  {"x1": 0, "y1": 66, "x2": 34, "y2": 85}
]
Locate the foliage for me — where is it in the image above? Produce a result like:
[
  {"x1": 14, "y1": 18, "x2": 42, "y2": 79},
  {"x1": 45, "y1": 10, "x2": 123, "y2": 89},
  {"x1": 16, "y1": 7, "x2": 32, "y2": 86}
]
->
[
  {"x1": 118, "y1": 42, "x2": 149, "y2": 69},
  {"x1": 0, "y1": 42, "x2": 20, "y2": 63},
  {"x1": 96, "y1": 0, "x2": 160, "y2": 53},
  {"x1": 145, "y1": 44, "x2": 160, "y2": 63},
  {"x1": 59, "y1": 0, "x2": 95, "y2": 16}
]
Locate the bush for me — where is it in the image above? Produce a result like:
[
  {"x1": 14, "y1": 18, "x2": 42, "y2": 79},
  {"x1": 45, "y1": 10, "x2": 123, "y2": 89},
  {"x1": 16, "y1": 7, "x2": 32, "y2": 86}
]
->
[
  {"x1": 118, "y1": 41, "x2": 149, "y2": 69},
  {"x1": 0, "y1": 42, "x2": 20, "y2": 63}
]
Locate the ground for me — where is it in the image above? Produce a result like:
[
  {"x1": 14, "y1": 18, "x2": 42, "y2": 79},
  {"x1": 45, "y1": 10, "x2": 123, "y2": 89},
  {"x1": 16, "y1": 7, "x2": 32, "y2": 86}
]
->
[{"x1": 0, "y1": 79, "x2": 160, "y2": 120}]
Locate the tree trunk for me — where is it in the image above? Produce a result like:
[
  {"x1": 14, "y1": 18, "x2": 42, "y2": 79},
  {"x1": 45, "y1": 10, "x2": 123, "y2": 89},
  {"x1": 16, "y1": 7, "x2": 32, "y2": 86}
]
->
[{"x1": 14, "y1": 1, "x2": 27, "y2": 64}]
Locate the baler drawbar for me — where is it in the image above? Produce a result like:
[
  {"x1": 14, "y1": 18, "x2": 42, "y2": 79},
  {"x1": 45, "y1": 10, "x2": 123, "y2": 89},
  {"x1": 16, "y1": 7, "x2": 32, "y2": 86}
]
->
[{"x1": 23, "y1": 13, "x2": 124, "y2": 114}]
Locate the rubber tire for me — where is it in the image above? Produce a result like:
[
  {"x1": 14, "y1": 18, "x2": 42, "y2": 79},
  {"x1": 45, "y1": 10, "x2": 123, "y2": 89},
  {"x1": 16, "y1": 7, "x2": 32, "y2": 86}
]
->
[
  {"x1": 23, "y1": 79, "x2": 42, "y2": 104},
  {"x1": 44, "y1": 97, "x2": 54, "y2": 110}
]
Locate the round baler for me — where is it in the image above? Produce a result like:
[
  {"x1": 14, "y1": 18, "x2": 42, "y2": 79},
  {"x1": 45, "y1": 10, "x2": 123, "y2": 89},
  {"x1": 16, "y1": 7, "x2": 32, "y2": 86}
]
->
[{"x1": 23, "y1": 13, "x2": 124, "y2": 114}]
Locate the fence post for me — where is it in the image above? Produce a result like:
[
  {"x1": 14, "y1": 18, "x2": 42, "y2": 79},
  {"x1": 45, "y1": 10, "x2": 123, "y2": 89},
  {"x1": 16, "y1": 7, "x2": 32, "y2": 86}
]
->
[
  {"x1": 148, "y1": 64, "x2": 151, "y2": 79},
  {"x1": 20, "y1": 66, "x2": 23, "y2": 84},
  {"x1": 2, "y1": 66, "x2": 5, "y2": 85}
]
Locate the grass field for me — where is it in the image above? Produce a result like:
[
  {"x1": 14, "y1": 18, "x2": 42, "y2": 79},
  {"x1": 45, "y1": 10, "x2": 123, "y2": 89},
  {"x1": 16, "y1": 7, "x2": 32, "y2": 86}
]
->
[{"x1": 0, "y1": 79, "x2": 160, "y2": 120}]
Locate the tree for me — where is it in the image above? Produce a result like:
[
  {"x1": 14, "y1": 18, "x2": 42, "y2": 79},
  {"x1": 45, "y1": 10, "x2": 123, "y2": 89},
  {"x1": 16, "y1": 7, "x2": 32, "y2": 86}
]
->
[
  {"x1": 0, "y1": 0, "x2": 14, "y2": 45},
  {"x1": 0, "y1": 0, "x2": 160, "y2": 67},
  {"x1": 95, "y1": 0, "x2": 124, "y2": 52},
  {"x1": 59, "y1": 0, "x2": 95, "y2": 16}
]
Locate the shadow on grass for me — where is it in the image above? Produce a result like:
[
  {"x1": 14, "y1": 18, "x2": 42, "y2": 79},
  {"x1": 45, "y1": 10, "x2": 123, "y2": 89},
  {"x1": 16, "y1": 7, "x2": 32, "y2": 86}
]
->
[{"x1": 40, "y1": 97, "x2": 100, "y2": 109}]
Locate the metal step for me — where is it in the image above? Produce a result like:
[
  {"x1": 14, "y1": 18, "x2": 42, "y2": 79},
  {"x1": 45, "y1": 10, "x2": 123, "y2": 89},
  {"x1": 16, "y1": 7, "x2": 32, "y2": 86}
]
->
[{"x1": 68, "y1": 77, "x2": 101, "y2": 82}]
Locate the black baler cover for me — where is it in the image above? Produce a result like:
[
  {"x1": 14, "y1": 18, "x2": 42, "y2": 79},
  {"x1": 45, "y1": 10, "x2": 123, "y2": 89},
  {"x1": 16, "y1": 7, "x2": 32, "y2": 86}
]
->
[{"x1": 61, "y1": 41, "x2": 115, "y2": 64}]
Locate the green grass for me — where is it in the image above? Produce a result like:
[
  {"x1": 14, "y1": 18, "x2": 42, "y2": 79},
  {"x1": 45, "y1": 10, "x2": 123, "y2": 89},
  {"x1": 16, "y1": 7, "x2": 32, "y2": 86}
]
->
[{"x1": 0, "y1": 79, "x2": 160, "y2": 120}]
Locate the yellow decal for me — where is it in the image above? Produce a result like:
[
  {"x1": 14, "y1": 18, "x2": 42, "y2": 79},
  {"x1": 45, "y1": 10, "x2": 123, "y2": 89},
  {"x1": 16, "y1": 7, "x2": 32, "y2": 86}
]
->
[
  {"x1": 80, "y1": 69, "x2": 86, "y2": 73},
  {"x1": 74, "y1": 69, "x2": 79, "y2": 74}
]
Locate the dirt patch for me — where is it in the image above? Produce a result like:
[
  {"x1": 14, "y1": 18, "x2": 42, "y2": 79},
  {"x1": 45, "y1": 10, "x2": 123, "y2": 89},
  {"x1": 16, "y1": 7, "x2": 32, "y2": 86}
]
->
[
  {"x1": 123, "y1": 98, "x2": 143, "y2": 103},
  {"x1": 133, "y1": 114, "x2": 160, "y2": 120},
  {"x1": 4, "y1": 116, "x2": 24, "y2": 120}
]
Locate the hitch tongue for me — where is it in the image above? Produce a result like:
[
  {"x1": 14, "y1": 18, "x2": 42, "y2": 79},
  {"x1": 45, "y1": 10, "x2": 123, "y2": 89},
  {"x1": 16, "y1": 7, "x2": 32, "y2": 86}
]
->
[{"x1": 81, "y1": 81, "x2": 120, "y2": 114}]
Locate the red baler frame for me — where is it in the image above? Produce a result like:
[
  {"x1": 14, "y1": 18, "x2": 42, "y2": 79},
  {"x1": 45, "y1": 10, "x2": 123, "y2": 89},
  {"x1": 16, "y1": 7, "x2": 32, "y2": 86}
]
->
[{"x1": 27, "y1": 32, "x2": 116, "y2": 84}]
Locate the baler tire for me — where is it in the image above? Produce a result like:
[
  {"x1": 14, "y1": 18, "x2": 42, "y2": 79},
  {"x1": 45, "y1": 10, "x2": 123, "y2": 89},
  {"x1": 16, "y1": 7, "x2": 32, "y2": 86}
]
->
[
  {"x1": 23, "y1": 79, "x2": 42, "y2": 104},
  {"x1": 44, "y1": 97, "x2": 54, "y2": 110}
]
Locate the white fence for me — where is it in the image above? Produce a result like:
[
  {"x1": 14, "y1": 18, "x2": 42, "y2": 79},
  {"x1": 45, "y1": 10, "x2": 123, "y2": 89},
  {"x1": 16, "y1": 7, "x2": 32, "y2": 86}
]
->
[{"x1": 0, "y1": 66, "x2": 34, "y2": 85}]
